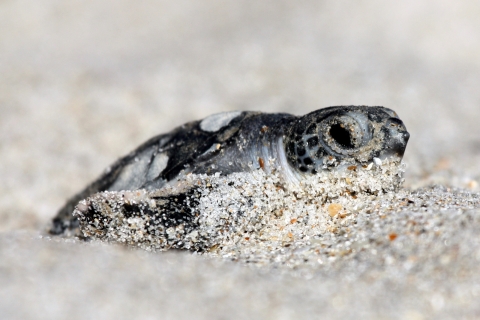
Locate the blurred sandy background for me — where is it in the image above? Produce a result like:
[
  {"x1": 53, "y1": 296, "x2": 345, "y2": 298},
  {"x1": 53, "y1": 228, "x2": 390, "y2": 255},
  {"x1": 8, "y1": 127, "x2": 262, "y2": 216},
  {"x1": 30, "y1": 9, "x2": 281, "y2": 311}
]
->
[{"x1": 1, "y1": 1, "x2": 480, "y2": 319}]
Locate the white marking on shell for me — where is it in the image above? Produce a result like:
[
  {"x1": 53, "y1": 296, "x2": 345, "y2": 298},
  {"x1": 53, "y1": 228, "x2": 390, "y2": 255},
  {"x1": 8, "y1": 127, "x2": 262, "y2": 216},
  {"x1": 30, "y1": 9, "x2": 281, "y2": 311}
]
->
[
  {"x1": 373, "y1": 157, "x2": 383, "y2": 166},
  {"x1": 110, "y1": 163, "x2": 144, "y2": 191},
  {"x1": 109, "y1": 148, "x2": 155, "y2": 191},
  {"x1": 146, "y1": 153, "x2": 169, "y2": 181},
  {"x1": 199, "y1": 111, "x2": 242, "y2": 132}
]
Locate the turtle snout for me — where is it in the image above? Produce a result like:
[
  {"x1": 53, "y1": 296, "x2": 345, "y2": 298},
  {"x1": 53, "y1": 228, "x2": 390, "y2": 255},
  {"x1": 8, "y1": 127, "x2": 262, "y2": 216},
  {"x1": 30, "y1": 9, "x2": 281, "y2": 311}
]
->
[{"x1": 381, "y1": 118, "x2": 410, "y2": 158}]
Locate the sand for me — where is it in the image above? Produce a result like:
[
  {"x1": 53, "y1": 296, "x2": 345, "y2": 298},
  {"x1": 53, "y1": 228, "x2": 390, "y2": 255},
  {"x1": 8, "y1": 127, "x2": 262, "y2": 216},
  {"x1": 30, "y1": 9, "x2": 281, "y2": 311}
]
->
[{"x1": 2, "y1": 0, "x2": 480, "y2": 319}]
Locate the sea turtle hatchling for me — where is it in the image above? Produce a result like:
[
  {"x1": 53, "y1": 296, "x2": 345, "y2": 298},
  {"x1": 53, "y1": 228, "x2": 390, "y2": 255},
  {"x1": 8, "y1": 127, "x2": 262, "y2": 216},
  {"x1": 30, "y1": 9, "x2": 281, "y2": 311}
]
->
[{"x1": 50, "y1": 106, "x2": 409, "y2": 250}]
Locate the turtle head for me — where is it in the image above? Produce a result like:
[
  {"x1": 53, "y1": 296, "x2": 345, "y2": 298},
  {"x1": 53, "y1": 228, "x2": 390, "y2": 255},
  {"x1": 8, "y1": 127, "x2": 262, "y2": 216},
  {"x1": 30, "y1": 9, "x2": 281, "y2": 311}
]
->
[{"x1": 283, "y1": 106, "x2": 410, "y2": 174}]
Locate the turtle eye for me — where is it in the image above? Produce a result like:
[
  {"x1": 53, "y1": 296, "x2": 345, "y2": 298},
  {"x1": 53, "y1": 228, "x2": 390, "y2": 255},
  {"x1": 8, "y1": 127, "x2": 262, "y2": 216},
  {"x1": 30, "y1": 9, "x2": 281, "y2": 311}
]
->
[
  {"x1": 329, "y1": 123, "x2": 354, "y2": 149},
  {"x1": 321, "y1": 113, "x2": 371, "y2": 154}
]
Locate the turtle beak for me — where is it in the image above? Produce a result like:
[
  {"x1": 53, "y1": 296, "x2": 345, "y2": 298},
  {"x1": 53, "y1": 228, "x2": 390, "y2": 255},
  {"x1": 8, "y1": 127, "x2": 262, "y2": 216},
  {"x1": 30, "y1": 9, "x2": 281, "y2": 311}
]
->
[{"x1": 380, "y1": 118, "x2": 410, "y2": 159}]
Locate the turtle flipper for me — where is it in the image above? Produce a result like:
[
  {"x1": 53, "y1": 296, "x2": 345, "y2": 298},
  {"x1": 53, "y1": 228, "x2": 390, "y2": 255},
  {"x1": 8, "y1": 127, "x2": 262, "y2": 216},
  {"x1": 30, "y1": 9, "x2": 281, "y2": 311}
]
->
[{"x1": 72, "y1": 187, "x2": 209, "y2": 251}]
